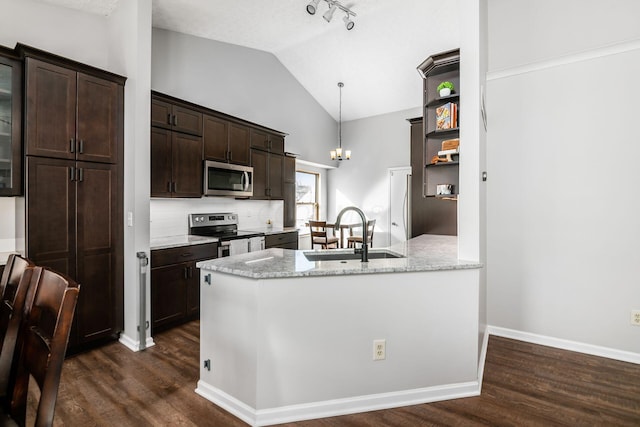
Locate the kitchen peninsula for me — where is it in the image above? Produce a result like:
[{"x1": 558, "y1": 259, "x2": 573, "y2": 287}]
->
[{"x1": 195, "y1": 234, "x2": 482, "y2": 426}]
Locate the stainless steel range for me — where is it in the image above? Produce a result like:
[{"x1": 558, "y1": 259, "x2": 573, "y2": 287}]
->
[{"x1": 189, "y1": 213, "x2": 265, "y2": 258}]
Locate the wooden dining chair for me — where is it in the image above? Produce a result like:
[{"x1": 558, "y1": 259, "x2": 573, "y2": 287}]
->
[
  {"x1": 0, "y1": 256, "x2": 35, "y2": 402},
  {"x1": 347, "y1": 219, "x2": 376, "y2": 249},
  {"x1": 0, "y1": 255, "x2": 35, "y2": 345},
  {"x1": 309, "y1": 221, "x2": 339, "y2": 249},
  {"x1": 0, "y1": 266, "x2": 79, "y2": 427}
]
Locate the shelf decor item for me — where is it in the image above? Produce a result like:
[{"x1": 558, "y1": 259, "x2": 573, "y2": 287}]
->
[
  {"x1": 437, "y1": 81, "x2": 455, "y2": 97},
  {"x1": 436, "y1": 102, "x2": 458, "y2": 130}
]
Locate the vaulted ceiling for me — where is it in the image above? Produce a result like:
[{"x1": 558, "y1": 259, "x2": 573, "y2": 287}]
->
[{"x1": 37, "y1": 0, "x2": 460, "y2": 121}]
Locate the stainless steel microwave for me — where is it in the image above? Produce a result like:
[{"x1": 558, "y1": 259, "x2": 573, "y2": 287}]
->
[{"x1": 203, "y1": 160, "x2": 253, "y2": 197}]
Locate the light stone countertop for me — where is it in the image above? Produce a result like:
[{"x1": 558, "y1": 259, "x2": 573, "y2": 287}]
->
[
  {"x1": 196, "y1": 234, "x2": 482, "y2": 279},
  {"x1": 150, "y1": 235, "x2": 219, "y2": 251}
]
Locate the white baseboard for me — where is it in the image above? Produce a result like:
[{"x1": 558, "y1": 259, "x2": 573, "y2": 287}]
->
[
  {"x1": 118, "y1": 333, "x2": 155, "y2": 352},
  {"x1": 196, "y1": 380, "x2": 480, "y2": 427},
  {"x1": 488, "y1": 326, "x2": 640, "y2": 365}
]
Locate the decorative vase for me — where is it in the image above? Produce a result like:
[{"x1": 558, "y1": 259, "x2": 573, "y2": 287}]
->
[{"x1": 439, "y1": 88, "x2": 451, "y2": 97}]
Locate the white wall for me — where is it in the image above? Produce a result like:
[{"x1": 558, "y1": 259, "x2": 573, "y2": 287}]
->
[
  {"x1": 150, "y1": 28, "x2": 337, "y2": 166},
  {"x1": 459, "y1": 0, "x2": 488, "y2": 361},
  {"x1": 108, "y1": 0, "x2": 153, "y2": 350},
  {"x1": 0, "y1": 198, "x2": 14, "y2": 252},
  {"x1": 486, "y1": 0, "x2": 640, "y2": 353},
  {"x1": 0, "y1": 0, "x2": 111, "y2": 69},
  {"x1": 327, "y1": 107, "x2": 420, "y2": 248}
]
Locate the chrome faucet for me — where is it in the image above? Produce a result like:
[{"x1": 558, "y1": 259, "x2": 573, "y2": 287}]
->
[{"x1": 334, "y1": 206, "x2": 368, "y2": 262}]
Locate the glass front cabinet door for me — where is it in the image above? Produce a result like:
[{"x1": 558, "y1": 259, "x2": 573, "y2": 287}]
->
[{"x1": 0, "y1": 52, "x2": 22, "y2": 196}]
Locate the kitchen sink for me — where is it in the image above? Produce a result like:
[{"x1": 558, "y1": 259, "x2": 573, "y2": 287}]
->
[{"x1": 303, "y1": 249, "x2": 405, "y2": 262}]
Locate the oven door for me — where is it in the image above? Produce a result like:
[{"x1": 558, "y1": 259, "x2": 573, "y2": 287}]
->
[{"x1": 204, "y1": 160, "x2": 253, "y2": 197}]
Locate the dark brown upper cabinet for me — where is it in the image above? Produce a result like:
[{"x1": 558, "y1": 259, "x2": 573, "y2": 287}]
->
[
  {"x1": 250, "y1": 128, "x2": 285, "y2": 154},
  {"x1": 0, "y1": 48, "x2": 22, "y2": 196},
  {"x1": 203, "y1": 114, "x2": 250, "y2": 166},
  {"x1": 152, "y1": 98, "x2": 202, "y2": 136},
  {"x1": 25, "y1": 57, "x2": 122, "y2": 164},
  {"x1": 251, "y1": 148, "x2": 283, "y2": 200},
  {"x1": 151, "y1": 127, "x2": 203, "y2": 198}
]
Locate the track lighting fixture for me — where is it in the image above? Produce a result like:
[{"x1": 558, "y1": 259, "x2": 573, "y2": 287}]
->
[
  {"x1": 323, "y1": 4, "x2": 337, "y2": 22},
  {"x1": 306, "y1": 0, "x2": 320, "y2": 15},
  {"x1": 306, "y1": 0, "x2": 356, "y2": 30},
  {"x1": 343, "y1": 14, "x2": 354, "y2": 30}
]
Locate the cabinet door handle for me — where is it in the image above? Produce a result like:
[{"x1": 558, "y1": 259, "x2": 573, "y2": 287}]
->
[
  {"x1": 173, "y1": 115, "x2": 178, "y2": 126},
  {"x1": 173, "y1": 182, "x2": 177, "y2": 193},
  {"x1": 167, "y1": 182, "x2": 172, "y2": 193},
  {"x1": 78, "y1": 168, "x2": 84, "y2": 182},
  {"x1": 69, "y1": 166, "x2": 76, "y2": 182},
  {"x1": 228, "y1": 151, "x2": 232, "y2": 161},
  {"x1": 70, "y1": 138, "x2": 75, "y2": 153},
  {"x1": 188, "y1": 266, "x2": 193, "y2": 278},
  {"x1": 79, "y1": 139, "x2": 84, "y2": 154},
  {"x1": 183, "y1": 266, "x2": 188, "y2": 279},
  {"x1": 167, "y1": 113, "x2": 172, "y2": 125}
]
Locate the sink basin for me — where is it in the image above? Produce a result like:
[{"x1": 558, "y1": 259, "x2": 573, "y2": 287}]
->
[{"x1": 303, "y1": 249, "x2": 405, "y2": 262}]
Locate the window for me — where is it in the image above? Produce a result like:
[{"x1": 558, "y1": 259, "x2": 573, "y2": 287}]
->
[{"x1": 295, "y1": 171, "x2": 319, "y2": 232}]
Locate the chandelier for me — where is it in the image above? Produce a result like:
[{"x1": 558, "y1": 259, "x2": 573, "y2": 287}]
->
[{"x1": 330, "y1": 82, "x2": 351, "y2": 161}]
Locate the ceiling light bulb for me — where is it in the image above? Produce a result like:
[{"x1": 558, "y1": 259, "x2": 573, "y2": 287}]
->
[
  {"x1": 306, "y1": 0, "x2": 320, "y2": 15},
  {"x1": 323, "y1": 4, "x2": 337, "y2": 22},
  {"x1": 330, "y1": 150, "x2": 337, "y2": 160},
  {"x1": 345, "y1": 150, "x2": 351, "y2": 160},
  {"x1": 343, "y1": 15, "x2": 355, "y2": 30}
]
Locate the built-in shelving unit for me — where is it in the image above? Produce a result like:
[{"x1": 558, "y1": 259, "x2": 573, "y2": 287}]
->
[{"x1": 418, "y1": 49, "x2": 460, "y2": 199}]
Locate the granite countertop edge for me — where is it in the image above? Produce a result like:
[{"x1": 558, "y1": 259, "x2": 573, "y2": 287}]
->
[{"x1": 196, "y1": 234, "x2": 483, "y2": 279}]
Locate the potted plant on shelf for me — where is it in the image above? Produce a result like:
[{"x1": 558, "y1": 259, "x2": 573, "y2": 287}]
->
[{"x1": 437, "y1": 81, "x2": 455, "y2": 97}]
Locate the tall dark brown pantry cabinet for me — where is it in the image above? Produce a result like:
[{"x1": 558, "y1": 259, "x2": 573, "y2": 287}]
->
[{"x1": 23, "y1": 46, "x2": 125, "y2": 353}]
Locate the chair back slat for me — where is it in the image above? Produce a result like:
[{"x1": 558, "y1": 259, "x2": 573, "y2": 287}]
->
[
  {"x1": 309, "y1": 221, "x2": 339, "y2": 249},
  {"x1": 7, "y1": 266, "x2": 79, "y2": 426},
  {"x1": 0, "y1": 255, "x2": 35, "y2": 399}
]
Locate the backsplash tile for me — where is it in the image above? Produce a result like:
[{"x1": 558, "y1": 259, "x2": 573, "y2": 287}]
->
[{"x1": 150, "y1": 198, "x2": 283, "y2": 239}]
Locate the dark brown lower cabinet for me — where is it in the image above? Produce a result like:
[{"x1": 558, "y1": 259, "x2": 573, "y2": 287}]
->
[
  {"x1": 26, "y1": 156, "x2": 122, "y2": 352},
  {"x1": 150, "y1": 243, "x2": 217, "y2": 334},
  {"x1": 265, "y1": 231, "x2": 299, "y2": 250}
]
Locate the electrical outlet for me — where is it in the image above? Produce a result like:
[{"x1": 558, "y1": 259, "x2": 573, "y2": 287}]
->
[
  {"x1": 373, "y1": 339, "x2": 386, "y2": 361},
  {"x1": 631, "y1": 310, "x2": 640, "y2": 326}
]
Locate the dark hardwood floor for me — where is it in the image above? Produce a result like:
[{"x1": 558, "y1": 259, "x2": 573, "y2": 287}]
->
[{"x1": 33, "y1": 321, "x2": 640, "y2": 426}]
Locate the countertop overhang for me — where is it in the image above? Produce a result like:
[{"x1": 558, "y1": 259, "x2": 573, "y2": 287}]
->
[{"x1": 196, "y1": 234, "x2": 482, "y2": 279}]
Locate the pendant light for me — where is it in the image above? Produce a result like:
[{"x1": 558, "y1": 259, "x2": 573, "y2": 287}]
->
[{"x1": 330, "y1": 82, "x2": 351, "y2": 161}]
